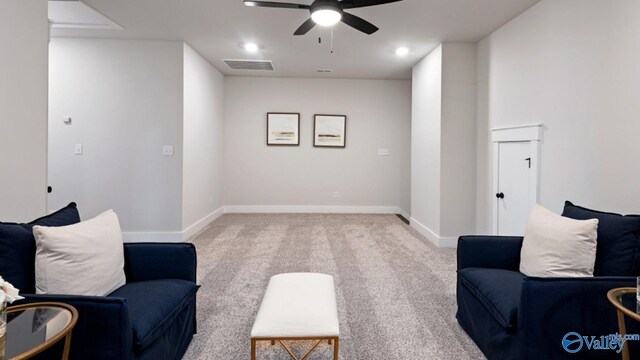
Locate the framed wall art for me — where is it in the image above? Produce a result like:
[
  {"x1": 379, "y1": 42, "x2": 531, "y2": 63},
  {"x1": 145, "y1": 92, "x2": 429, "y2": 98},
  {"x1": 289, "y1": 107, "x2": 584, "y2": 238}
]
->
[
  {"x1": 314, "y1": 114, "x2": 347, "y2": 148},
  {"x1": 266, "y1": 113, "x2": 300, "y2": 146}
]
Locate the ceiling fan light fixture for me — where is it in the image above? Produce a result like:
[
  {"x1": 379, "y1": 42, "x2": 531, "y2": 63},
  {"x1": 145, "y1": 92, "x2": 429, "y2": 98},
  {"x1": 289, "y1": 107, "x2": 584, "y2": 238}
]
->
[{"x1": 311, "y1": 8, "x2": 342, "y2": 27}]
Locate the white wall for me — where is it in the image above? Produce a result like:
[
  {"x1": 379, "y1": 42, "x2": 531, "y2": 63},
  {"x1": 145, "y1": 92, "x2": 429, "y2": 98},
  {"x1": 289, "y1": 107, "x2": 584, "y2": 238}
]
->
[
  {"x1": 411, "y1": 45, "x2": 442, "y2": 235},
  {"x1": 440, "y1": 44, "x2": 477, "y2": 237},
  {"x1": 476, "y1": 0, "x2": 640, "y2": 232},
  {"x1": 0, "y1": 0, "x2": 49, "y2": 221},
  {"x1": 411, "y1": 43, "x2": 477, "y2": 247},
  {"x1": 475, "y1": 39, "x2": 492, "y2": 233},
  {"x1": 182, "y1": 44, "x2": 225, "y2": 235},
  {"x1": 48, "y1": 38, "x2": 185, "y2": 235},
  {"x1": 223, "y1": 77, "x2": 411, "y2": 215}
]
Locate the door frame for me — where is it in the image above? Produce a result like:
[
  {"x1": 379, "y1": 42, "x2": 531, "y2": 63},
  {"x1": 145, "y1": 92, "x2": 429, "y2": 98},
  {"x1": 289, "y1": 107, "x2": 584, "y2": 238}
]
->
[{"x1": 491, "y1": 124, "x2": 544, "y2": 235}]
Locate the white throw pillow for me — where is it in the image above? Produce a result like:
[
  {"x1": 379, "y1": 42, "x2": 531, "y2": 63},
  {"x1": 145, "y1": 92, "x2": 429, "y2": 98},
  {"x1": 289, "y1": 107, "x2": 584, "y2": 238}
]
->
[
  {"x1": 33, "y1": 209, "x2": 126, "y2": 296},
  {"x1": 520, "y1": 204, "x2": 598, "y2": 277}
]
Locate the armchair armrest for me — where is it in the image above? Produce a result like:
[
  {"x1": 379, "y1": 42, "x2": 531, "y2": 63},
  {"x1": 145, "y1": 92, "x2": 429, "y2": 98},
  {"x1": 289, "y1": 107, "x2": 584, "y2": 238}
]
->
[
  {"x1": 123, "y1": 242, "x2": 197, "y2": 283},
  {"x1": 18, "y1": 294, "x2": 133, "y2": 360},
  {"x1": 519, "y1": 276, "x2": 638, "y2": 360},
  {"x1": 457, "y1": 236, "x2": 523, "y2": 271}
]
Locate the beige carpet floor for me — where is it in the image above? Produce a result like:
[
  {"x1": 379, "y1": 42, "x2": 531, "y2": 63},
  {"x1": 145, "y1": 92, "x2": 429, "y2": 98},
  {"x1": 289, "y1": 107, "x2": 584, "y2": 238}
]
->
[{"x1": 183, "y1": 213, "x2": 485, "y2": 360}]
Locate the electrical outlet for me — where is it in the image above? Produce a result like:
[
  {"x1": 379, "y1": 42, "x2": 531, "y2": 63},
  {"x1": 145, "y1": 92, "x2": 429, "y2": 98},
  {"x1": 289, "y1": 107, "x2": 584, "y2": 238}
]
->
[
  {"x1": 74, "y1": 144, "x2": 83, "y2": 155},
  {"x1": 333, "y1": 192, "x2": 339, "y2": 199},
  {"x1": 162, "y1": 145, "x2": 174, "y2": 156}
]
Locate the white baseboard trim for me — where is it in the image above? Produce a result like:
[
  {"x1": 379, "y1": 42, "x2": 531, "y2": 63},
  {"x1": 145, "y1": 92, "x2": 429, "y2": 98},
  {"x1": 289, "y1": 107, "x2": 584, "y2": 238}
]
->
[
  {"x1": 122, "y1": 231, "x2": 183, "y2": 243},
  {"x1": 224, "y1": 205, "x2": 404, "y2": 214},
  {"x1": 123, "y1": 206, "x2": 411, "y2": 242},
  {"x1": 409, "y1": 217, "x2": 439, "y2": 246},
  {"x1": 182, "y1": 207, "x2": 225, "y2": 241},
  {"x1": 438, "y1": 236, "x2": 459, "y2": 248},
  {"x1": 123, "y1": 207, "x2": 224, "y2": 243},
  {"x1": 409, "y1": 217, "x2": 458, "y2": 248},
  {"x1": 397, "y1": 208, "x2": 411, "y2": 221}
]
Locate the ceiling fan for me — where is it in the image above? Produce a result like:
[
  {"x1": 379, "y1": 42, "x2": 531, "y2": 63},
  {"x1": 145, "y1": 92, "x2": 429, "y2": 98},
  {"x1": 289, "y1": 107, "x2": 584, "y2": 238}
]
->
[{"x1": 243, "y1": 0, "x2": 404, "y2": 36}]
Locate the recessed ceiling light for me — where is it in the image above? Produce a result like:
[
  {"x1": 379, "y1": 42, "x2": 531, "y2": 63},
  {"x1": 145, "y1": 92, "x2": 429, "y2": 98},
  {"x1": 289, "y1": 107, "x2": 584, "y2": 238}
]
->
[
  {"x1": 244, "y1": 43, "x2": 259, "y2": 52},
  {"x1": 311, "y1": 8, "x2": 342, "y2": 27},
  {"x1": 395, "y1": 47, "x2": 409, "y2": 56}
]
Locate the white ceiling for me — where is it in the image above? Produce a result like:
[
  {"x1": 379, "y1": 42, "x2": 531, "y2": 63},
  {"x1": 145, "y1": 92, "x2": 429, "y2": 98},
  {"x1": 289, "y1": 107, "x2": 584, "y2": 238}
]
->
[{"x1": 50, "y1": 0, "x2": 540, "y2": 80}]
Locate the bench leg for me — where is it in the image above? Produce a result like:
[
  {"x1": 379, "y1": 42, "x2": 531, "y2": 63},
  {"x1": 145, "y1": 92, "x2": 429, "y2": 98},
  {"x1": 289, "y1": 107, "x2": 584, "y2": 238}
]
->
[
  {"x1": 251, "y1": 339, "x2": 256, "y2": 360},
  {"x1": 333, "y1": 338, "x2": 339, "y2": 359}
]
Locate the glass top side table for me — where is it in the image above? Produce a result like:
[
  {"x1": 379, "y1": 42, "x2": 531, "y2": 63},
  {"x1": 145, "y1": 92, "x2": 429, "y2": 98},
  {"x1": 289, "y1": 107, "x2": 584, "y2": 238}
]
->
[
  {"x1": 4, "y1": 302, "x2": 78, "y2": 360},
  {"x1": 607, "y1": 287, "x2": 640, "y2": 360}
]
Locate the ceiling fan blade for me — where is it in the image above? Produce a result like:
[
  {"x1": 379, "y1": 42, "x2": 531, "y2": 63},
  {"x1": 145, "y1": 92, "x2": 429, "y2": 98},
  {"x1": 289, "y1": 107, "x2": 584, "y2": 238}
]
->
[
  {"x1": 243, "y1": 1, "x2": 310, "y2": 9},
  {"x1": 341, "y1": 12, "x2": 379, "y2": 35},
  {"x1": 341, "y1": 0, "x2": 403, "y2": 9},
  {"x1": 294, "y1": 18, "x2": 316, "y2": 35}
]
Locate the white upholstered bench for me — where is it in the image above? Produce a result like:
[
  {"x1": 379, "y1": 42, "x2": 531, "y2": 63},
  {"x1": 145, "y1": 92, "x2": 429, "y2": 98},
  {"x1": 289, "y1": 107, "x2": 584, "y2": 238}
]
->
[{"x1": 251, "y1": 273, "x2": 340, "y2": 360}]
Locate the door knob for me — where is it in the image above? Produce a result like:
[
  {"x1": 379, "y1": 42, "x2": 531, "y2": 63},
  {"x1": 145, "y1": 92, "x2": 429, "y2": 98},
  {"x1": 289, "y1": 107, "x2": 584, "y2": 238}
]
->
[{"x1": 496, "y1": 192, "x2": 504, "y2": 199}]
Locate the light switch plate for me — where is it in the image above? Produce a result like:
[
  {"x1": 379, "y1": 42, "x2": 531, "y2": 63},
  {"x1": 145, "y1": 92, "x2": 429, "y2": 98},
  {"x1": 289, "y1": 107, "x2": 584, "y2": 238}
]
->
[
  {"x1": 162, "y1": 145, "x2": 174, "y2": 156},
  {"x1": 74, "y1": 144, "x2": 83, "y2": 155}
]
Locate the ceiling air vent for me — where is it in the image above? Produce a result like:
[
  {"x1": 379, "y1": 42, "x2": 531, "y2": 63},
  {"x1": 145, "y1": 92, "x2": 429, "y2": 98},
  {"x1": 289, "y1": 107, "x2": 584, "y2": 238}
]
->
[
  {"x1": 223, "y1": 59, "x2": 274, "y2": 71},
  {"x1": 316, "y1": 69, "x2": 333, "y2": 73}
]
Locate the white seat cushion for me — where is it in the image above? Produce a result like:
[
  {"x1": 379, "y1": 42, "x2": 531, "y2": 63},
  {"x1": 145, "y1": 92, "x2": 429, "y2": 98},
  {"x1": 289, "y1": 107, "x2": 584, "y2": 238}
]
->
[{"x1": 251, "y1": 273, "x2": 339, "y2": 338}]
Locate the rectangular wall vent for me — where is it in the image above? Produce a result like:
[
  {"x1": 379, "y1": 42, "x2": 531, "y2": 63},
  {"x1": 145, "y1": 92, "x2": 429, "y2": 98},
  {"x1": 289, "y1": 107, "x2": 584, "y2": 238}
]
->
[
  {"x1": 222, "y1": 59, "x2": 274, "y2": 71},
  {"x1": 316, "y1": 69, "x2": 333, "y2": 73}
]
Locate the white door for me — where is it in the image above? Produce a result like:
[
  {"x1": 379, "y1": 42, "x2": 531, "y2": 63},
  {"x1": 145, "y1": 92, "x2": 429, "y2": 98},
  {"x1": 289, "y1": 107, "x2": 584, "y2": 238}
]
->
[{"x1": 496, "y1": 142, "x2": 533, "y2": 236}]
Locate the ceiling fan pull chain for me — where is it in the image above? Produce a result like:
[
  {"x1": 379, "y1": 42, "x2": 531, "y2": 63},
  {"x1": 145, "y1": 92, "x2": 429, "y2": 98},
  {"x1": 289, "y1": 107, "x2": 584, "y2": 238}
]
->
[{"x1": 331, "y1": 27, "x2": 334, "y2": 54}]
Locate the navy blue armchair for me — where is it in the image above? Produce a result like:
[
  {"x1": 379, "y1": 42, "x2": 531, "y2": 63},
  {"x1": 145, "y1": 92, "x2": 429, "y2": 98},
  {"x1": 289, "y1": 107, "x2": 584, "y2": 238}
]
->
[
  {"x1": 1, "y1": 203, "x2": 200, "y2": 360},
  {"x1": 456, "y1": 235, "x2": 640, "y2": 360},
  {"x1": 21, "y1": 243, "x2": 199, "y2": 360}
]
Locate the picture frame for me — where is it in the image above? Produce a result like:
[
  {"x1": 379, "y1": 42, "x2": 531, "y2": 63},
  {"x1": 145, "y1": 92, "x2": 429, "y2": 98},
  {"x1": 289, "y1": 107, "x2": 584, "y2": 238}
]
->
[
  {"x1": 314, "y1": 114, "x2": 347, "y2": 148},
  {"x1": 266, "y1": 112, "x2": 300, "y2": 146}
]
